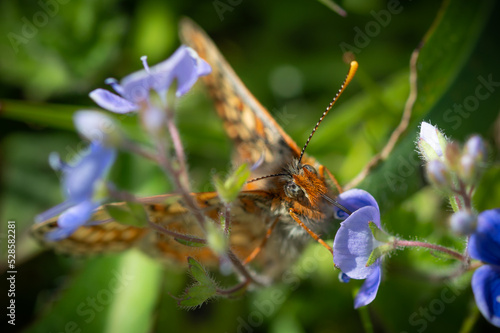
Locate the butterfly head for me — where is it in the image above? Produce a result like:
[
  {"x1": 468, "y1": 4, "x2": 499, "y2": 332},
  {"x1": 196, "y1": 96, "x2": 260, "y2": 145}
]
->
[{"x1": 283, "y1": 162, "x2": 327, "y2": 208}]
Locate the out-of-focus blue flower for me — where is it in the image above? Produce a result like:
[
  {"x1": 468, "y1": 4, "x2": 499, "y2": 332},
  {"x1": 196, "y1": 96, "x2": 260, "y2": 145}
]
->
[
  {"x1": 35, "y1": 142, "x2": 116, "y2": 240},
  {"x1": 333, "y1": 189, "x2": 384, "y2": 308},
  {"x1": 450, "y1": 210, "x2": 477, "y2": 236},
  {"x1": 89, "y1": 46, "x2": 211, "y2": 113},
  {"x1": 74, "y1": 110, "x2": 122, "y2": 146},
  {"x1": 460, "y1": 135, "x2": 487, "y2": 184},
  {"x1": 468, "y1": 209, "x2": 500, "y2": 327}
]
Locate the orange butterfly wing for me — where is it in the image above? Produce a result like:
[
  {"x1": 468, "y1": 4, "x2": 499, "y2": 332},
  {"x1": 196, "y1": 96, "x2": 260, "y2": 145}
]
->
[
  {"x1": 179, "y1": 19, "x2": 313, "y2": 175},
  {"x1": 31, "y1": 192, "x2": 279, "y2": 272}
]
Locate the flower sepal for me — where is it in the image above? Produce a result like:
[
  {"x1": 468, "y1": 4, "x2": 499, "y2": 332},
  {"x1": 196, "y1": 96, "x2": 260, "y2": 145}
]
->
[
  {"x1": 418, "y1": 139, "x2": 442, "y2": 162},
  {"x1": 365, "y1": 244, "x2": 391, "y2": 267},
  {"x1": 369, "y1": 221, "x2": 393, "y2": 243}
]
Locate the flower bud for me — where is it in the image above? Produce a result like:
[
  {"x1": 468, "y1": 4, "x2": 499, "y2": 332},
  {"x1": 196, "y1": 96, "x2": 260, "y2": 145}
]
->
[
  {"x1": 444, "y1": 141, "x2": 461, "y2": 170},
  {"x1": 418, "y1": 122, "x2": 447, "y2": 162},
  {"x1": 206, "y1": 221, "x2": 228, "y2": 257},
  {"x1": 458, "y1": 136, "x2": 487, "y2": 185},
  {"x1": 464, "y1": 135, "x2": 487, "y2": 163},
  {"x1": 426, "y1": 160, "x2": 454, "y2": 190},
  {"x1": 74, "y1": 110, "x2": 122, "y2": 147},
  {"x1": 450, "y1": 210, "x2": 477, "y2": 235},
  {"x1": 140, "y1": 105, "x2": 166, "y2": 136}
]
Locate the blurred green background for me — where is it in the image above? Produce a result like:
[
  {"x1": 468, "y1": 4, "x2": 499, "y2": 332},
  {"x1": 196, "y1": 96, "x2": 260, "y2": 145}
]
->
[{"x1": 1, "y1": 0, "x2": 500, "y2": 332}]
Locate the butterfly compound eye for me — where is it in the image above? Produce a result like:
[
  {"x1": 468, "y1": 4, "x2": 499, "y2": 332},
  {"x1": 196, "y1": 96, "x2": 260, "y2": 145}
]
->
[
  {"x1": 284, "y1": 182, "x2": 304, "y2": 200},
  {"x1": 303, "y1": 164, "x2": 317, "y2": 175}
]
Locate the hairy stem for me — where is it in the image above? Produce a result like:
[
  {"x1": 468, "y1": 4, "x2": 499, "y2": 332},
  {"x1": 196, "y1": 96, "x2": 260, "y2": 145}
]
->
[
  {"x1": 148, "y1": 220, "x2": 206, "y2": 244},
  {"x1": 216, "y1": 280, "x2": 250, "y2": 296},
  {"x1": 394, "y1": 239, "x2": 466, "y2": 262}
]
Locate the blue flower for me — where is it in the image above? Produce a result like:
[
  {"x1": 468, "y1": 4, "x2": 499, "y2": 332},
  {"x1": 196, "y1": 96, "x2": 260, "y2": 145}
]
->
[
  {"x1": 89, "y1": 46, "x2": 211, "y2": 113},
  {"x1": 333, "y1": 189, "x2": 384, "y2": 308},
  {"x1": 468, "y1": 209, "x2": 500, "y2": 327},
  {"x1": 35, "y1": 141, "x2": 116, "y2": 240}
]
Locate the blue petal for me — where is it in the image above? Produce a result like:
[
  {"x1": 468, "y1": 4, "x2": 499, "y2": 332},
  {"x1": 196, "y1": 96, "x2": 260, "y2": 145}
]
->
[
  {"x1": 173, "y1": 46, "x2": 212, "y2": 96},
  {"x1": 35, "y1": 200, "x2": 74, "y2": 223},
  {"x1": 354, "y1": 266, "x2": 382, "y2": 309},
  {"x1": 471, "y1": 265, "x2": 500, "y2": 327},
  {"x1": 333, "y1": 206, "x2": 381, "y2": 279},
  {"x1": 469, "y1": 209, "x2": 500, "y2": 266},
  {"x1": 89, "y1": 88, "x2": 139, "y2": 113},
  {"x1": 63, "y1": 142, "x2": 116, "y2": 202},
  {"x1": 334, "y1": 189, "x2": 380, "y2": 220},
  {"x1": 120, "y1": 70, "x2": 157, "y2": 105},
  {"x1": 121, "y1": 46, "x2": 189, "y2": 104},
  {"x1": 119, "y1": 47, "x2": 211, "y2": 107},
  {"x1": 339, "y1": 272, "x2": 351, "y2": 283},
  {"x1": 47, "y1": 200, "x2": 98, "y2": 240}
]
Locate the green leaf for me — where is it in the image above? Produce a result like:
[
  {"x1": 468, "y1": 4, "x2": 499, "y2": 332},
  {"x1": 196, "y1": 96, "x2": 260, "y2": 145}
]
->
[
  {"x1": 105, "y1": 204, "x2": 141, "y2": 227},
  {"x1": 174, "y1": 237, "x2": 207, "y2": 248},
  {"x1": 126, "y1": 201, "x2": 149, "y2": 225},
  {"x1": 214, "y1": 164, "x2": 250, "y2": 203},
  {"x1": 104, "y1": 201, "x2": 149, "y2": 227},
  {"x1": 25, "y1": 251, "x2": 162, "y2": 333},
  {"x1": 187, "y1": 257, "x2": 215, "y2": 287},
  {"x1": 176, "y1": 258, "x2": 218, "y2": 309},
  {"x1": 177, "y1": 284, "x2": 217, "y2": 309}
]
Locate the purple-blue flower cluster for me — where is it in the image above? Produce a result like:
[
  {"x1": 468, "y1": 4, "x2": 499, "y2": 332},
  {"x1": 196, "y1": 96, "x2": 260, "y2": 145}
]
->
[
  {"x1": 35, "y1": 141, "x2": 116, "y2": 240},
  {"x1": 36, "y1": 45, "x2": 211, "y2": 240}
]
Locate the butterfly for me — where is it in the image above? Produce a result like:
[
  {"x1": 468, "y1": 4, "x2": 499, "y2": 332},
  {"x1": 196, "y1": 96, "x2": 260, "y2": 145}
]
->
[{"x1": 32, "y1": 18, "x2": 358, "y2": 281}]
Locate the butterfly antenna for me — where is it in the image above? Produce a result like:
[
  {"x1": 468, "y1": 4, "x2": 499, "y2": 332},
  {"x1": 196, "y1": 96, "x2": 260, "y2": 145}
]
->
[
  {"x1": 246, "y1": 173, "x2": 288, "y2": 184},
  {"x1": 298, "y1": 61, "x2": 358, "y2": 164}
]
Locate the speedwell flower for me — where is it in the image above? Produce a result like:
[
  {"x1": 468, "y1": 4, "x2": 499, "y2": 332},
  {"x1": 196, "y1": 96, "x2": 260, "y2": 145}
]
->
[
  {"x1": 89, "y1": 45, "x2": 211, "y2": 113},
  {"x1": 468, "y1": 208, "x2": 500, "y2": 327},
  {"x1": 35, "y1": 141, "x2": 116, "y2": 240},
  {"x1": 333, "y1": 189, "x2": 386, "y2": 308}
]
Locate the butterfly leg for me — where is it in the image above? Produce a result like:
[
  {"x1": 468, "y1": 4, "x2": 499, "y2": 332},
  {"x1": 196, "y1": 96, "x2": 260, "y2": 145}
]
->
[
  {"x1": 242, "y1": 217, "x2": 280, "y2": 265},
  {"x1": 319, "y1": 165, "x2": 343, "y2": 194},
  {"x1": 288, "y1": 208, "x2": 333, "y2": 254}
]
